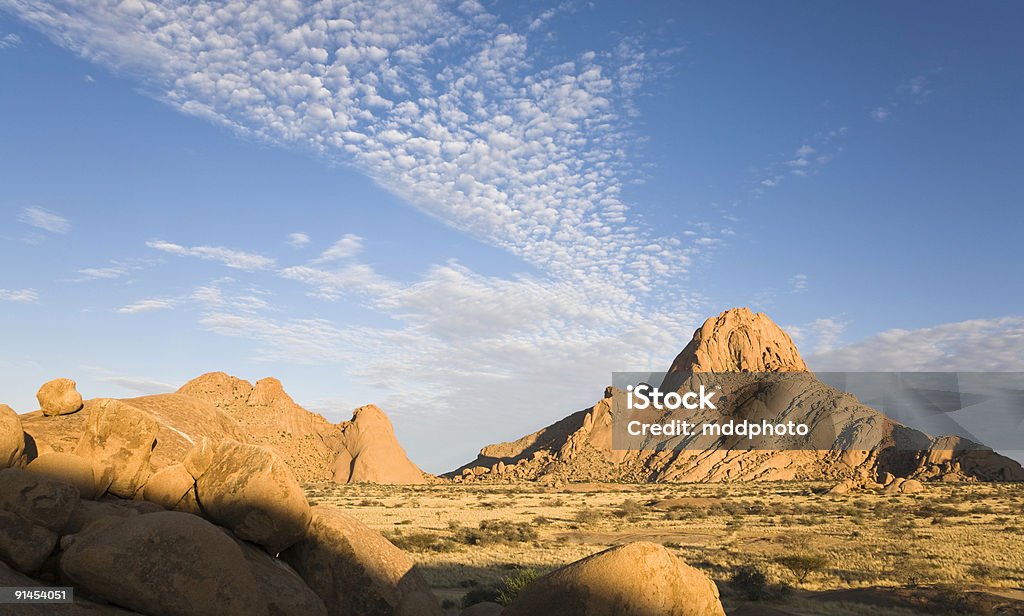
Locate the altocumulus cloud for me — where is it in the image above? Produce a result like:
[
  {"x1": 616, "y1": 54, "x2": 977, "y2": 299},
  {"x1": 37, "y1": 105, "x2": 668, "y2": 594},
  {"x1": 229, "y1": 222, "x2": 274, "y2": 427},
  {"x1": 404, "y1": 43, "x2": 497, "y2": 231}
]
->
[{"x1": 8, "y1": 0, "x2": 711, "y2": 439}]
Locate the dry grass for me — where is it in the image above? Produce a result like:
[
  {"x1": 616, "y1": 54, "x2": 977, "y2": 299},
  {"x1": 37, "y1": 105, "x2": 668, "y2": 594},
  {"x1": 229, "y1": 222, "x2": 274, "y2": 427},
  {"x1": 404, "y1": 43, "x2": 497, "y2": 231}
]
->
[{"x1": 304, "y1": 481, "x2": 1024, "y2": 615}]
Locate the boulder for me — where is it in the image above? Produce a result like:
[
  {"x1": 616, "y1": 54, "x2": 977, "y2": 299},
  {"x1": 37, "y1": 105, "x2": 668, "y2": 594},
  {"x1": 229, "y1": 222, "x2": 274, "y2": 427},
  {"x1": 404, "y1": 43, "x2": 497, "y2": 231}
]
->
[
  {"x1": 826, "y1": 480, "x2": 854, "y2": 495},
  {"x1": 461, "y1": 603, "x2": 504, "y2": 616},
  {"x1": 280, "y1": 507, "x2": 443, "y2": 616},
  {"x1": 883, "y1": 478, "x2": 906, "y2": 495},
  {"x1": 0, "y1": 467, "x2": 79, "y2": 531},
  {"x1": 182, "y1": 437, "x2": 218, "y2": 479},
  {"x1": 60, "y1": 511, "x2": 318, "y2": 616},
  {"x1": 142, "y1": 463, "x2": 194, "y2": 510},
  {"x1": 900, "y1": 479, "x2": 924, "y2": 494},
  {"x1": 74, "y1": 399, "x2": 159, "y2": 498},
  {"x1": 36, "y1": 378, "x2": 84, "y2": 416},
  {"x1": 61, "y1": 498, "x2": 157, "y2": 535},
  {"x1": 0, "y1": 404, "x2": 24, "y2": 468},
  {"x1": 0, "y1": 560, "x2": 146, "y2": 615},
  {"x1": 0, "y1": 510, "x2": 57, "y2": 573},
  {"x1": 26, "y1": 453, "x2": 97, "y2": 499},
  {"x1": 504, "y1": 541, "x2": 725, "y2": 616},
  {"x1": 239, "y1": 541, "x2": 327, "y2": 616},
  {"x1": 192, "y1": 440, "x2": 310, "y2": 553}
]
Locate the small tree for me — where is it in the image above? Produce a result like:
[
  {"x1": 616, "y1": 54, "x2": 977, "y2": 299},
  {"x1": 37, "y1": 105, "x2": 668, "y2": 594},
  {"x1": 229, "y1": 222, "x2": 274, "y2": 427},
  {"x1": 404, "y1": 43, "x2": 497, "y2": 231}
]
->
[{"x1": 776, "y1": 554, "x2": 829, "y2": 584}]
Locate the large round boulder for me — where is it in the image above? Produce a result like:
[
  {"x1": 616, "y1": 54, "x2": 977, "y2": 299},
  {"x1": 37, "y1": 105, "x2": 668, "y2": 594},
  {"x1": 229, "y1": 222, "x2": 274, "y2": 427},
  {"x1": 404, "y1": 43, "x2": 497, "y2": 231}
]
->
[
  {"x1": 280, "y1": 507, "x2": 443, "y2": 616},
  {"x1": 74, "y1": 399, "x2": 159, "y2": 498},
  {"x1": 26, "y1": 452, "x2": 97, "y2": 500},
  {"x1": 61, "y1": 498, "x2": 161, "y2": 535},
  {"x1": 0, "y1": 467, "x2": 79, "y2": 532},
  {"x1": 0, "y1": 560, "x2": 145, "y2": 615},
  {"x1": 36, "y1": 378, "x2": 84, "y2": 416},
  {"x1": 460, "y1": 603, "x2": 504, "y2": 616},
  {"x1": 142, "y1": 464, "x2": 195, "y2": 511},
  {"x1": 0, "y1": 509, "x2": 57, "y2": 573},
  {"x1": 190, "y1": 440, "x2": 310, "y2": 553},
  {"x1": 59, "y1": 511, "x2": 324, "y2": 616},
  {"x1": 0, "y1": 404, "x2": 24, "y2": 468},
  {"x1": 238, "y1": 540, "x2": 328, "y2": 616},
  {"x1": 503, "y1": 542, "x2": 725, "y2": 616}
]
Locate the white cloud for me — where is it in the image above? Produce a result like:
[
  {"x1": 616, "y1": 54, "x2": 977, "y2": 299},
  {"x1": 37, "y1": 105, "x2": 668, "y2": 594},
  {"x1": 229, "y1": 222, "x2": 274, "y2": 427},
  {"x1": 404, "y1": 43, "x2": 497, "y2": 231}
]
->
[
  {"x1": 117, "y1": 298, "x2": 177, "y2": 314},
  {"x1": 6, "y1": 0, "x2": 688, "y2": 298},
  {"x1": 76, "y1": 266, "x2": 129, "y2": 280},
  {"x1": 790, "y1": 273, "x2": 808, "y2": 292},
  {"x1": 0, "y1": 288, "x2": 38, "y2": 303},
  {"x1": 0, "y1": 33, "x2": 19, "y2": 49},
  {"x1": 18, "y1": 207, "x2": 70, "y2": 234},
  {"x1": 871, "y1": 106, "x2": 891, "y2": 121},
  {"x1": 787, "y1": 317, "x2": 846, "y2": 355},
  {"x1": 146, "y1": 240, "x2": 275, "y2": 271},
  {"x1": 79, "y1": 366, "x2": 175, "y2": 395},
  {"x1": 286, "y1": 232, "x2": 311, "y2": 248},
  {"x1": 8, "y1": 0, "x2": 714, "y2": 458},
  {"x1": 810, "y1": 316, "x2": 1024, "y2": 372},
  {"x1": 311, "y1": 234, "x2": 363, "y2": 263}
]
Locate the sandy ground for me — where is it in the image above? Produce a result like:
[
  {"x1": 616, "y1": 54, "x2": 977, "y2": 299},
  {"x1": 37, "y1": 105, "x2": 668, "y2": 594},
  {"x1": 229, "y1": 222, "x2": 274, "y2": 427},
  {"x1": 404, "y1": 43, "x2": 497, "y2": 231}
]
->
[{"x1": 305, "y1": 480, "x2": 1024, "y2": 615}]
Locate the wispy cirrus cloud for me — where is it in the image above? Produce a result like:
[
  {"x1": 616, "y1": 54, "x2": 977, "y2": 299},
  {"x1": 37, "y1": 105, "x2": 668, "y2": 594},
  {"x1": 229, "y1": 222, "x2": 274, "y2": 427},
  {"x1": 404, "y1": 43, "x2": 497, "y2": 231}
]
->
[
  {"x1": 117, "y1": 297, "x2": 177, "y2": 314},
  {"x1": 0, "y1": 32, "x2": 20, "y2": 49},
  {"x1": 18, "y1": 206, "x2": 70, "y2": 234},
  {"x1": 146, "y1": 240, "x2": 275, "y2": 271},
  {"x1": 311, "y1": 234, "x2": 363, "y2": 264},
  {"x1": 0, "y1": 288, "x2": 38, "y2": 303}
]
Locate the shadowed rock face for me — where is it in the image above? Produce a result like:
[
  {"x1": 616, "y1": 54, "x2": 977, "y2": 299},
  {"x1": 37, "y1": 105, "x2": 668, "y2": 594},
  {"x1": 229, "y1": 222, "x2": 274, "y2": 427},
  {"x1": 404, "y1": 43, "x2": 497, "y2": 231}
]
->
[
  {"x1": 280, "y1": 507, "x2": 443, "y2": 616},
  {"x1": 189, "y1": 439, "x2": 312, "y2": 554},
  {"x1": 59, "y1": 511, "x2": 326, "y2": 616},
  {"x1": 451, "y1": 308, "x2": 1024, "y2": 484},
  {"x1": 504, "y1": 541, "x2": 725, "y2": 616}
]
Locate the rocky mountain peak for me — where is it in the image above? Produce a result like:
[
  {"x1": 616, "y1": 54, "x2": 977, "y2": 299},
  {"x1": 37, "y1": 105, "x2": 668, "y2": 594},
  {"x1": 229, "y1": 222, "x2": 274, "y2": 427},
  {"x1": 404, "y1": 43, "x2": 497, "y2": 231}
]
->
[{"x1": 667, "y1": 307, "x2": 808, "y2": 373}]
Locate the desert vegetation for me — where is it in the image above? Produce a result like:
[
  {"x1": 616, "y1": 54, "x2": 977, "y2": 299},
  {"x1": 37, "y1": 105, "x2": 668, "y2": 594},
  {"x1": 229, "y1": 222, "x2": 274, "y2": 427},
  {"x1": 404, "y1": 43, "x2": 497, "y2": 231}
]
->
[{"x1": 305, "y1": 480, "x2": 1024, "y2": 615}]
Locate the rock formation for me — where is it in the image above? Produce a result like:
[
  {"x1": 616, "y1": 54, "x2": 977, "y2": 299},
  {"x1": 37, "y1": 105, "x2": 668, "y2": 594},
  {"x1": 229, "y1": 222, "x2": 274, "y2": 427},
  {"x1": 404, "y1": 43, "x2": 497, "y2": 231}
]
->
[
  {"x1": 504, "y1": 541, "x2": 726, "y2": 616},
  {"x1": 0, "y1": 435, "x2": 443, "y2": 615},
  {"x1": 36, "y1": 378, "x2": 83, "y2": 417},
  {"x1": 18, "y1": 372, "x2": 429, "y2": 486},
  {"x1": 177, "y1": 373, "x2": 429, "y2": 484},
  {"x1": 666, "y1": 307, "x2": 808, "y2": 373},
  {"x1": 451, "y1": 307, "x2": 1024, "y2": 485},
  {"x1": 177, "y1": 373, "x2": 338, "y2": 482},
  {"x1": 332, "y1": 405, "x2": 427, "y2": 485},
  {"x1": 0, "y1": 404, "x2": 24, "y2": 468},
  {"x1": 280, "y1": 507, "x2": 443, "y2": 616},
  {"x1": 20, "y1": 393, "x2": 249, "y2": 473}
]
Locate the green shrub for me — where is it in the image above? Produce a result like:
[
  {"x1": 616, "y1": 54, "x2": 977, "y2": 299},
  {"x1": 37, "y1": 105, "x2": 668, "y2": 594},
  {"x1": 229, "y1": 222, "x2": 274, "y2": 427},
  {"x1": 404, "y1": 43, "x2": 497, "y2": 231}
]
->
[
  {"x1": 461, "y1": 568, "x2": 543, "y2": 608},
  {"x1": 775, "y1": 554, "x2": 829, "y2": 583},
  {"x1": 730, "y1": 565, "x2": 767, "y2": 601},
  {"x1": 453, "y1": 519, "x2": 538, "y2": 546}
]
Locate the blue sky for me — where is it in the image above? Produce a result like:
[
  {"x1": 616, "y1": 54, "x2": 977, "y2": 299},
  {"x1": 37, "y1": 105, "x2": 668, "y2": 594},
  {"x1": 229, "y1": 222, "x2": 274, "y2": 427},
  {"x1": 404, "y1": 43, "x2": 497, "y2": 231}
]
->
[{"x1": 1, "y1": 1, "x2": 1022, "y2": 472}]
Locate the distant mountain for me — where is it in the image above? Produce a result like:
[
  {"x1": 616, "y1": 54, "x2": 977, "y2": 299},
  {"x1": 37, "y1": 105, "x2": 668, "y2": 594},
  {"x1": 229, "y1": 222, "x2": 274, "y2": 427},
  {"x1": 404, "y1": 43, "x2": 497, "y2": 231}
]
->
[{"x1": 449, "y1": 308, "x2": 1024, "y2": 484}]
